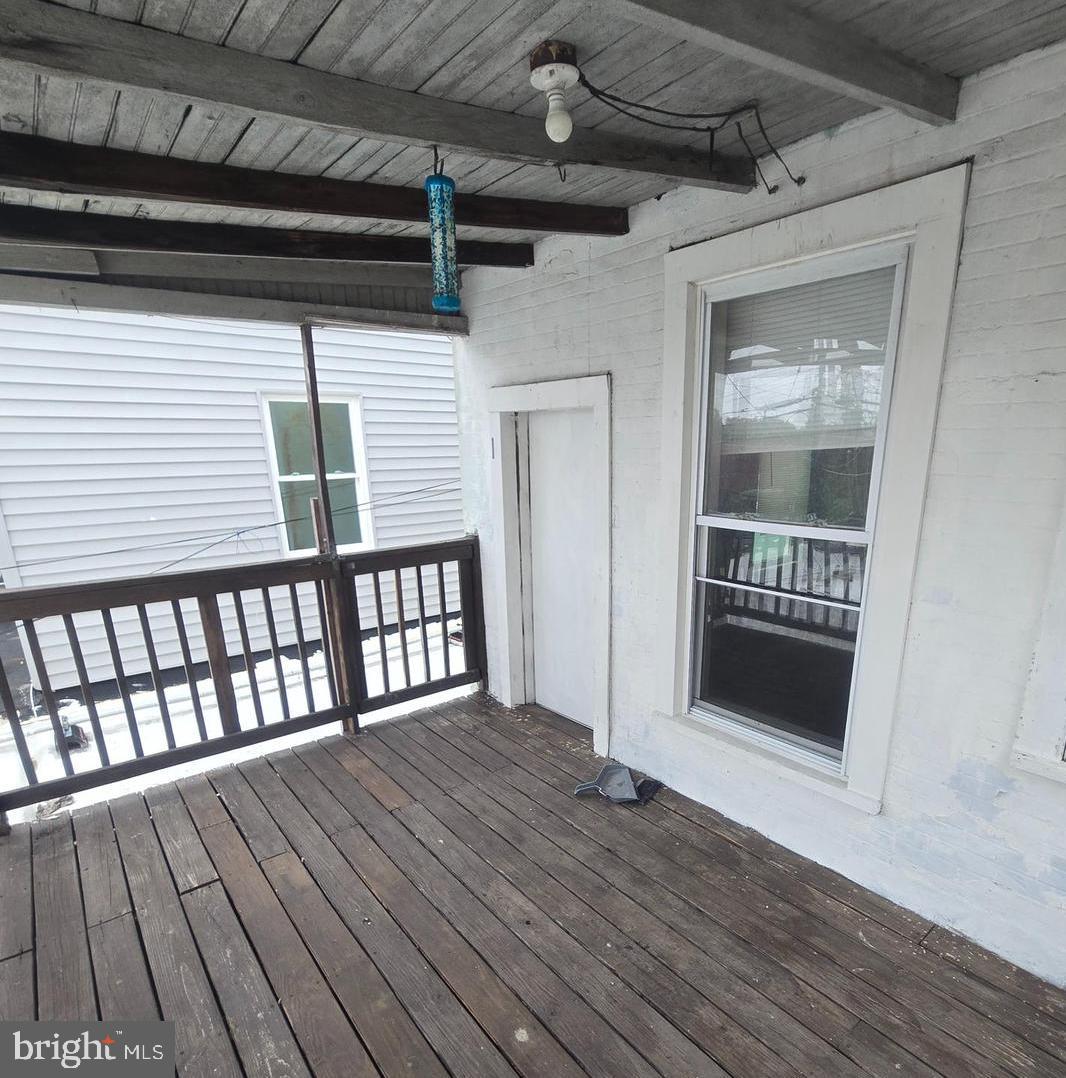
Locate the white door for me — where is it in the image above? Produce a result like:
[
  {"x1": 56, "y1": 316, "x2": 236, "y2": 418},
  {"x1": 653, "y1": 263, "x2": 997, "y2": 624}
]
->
[{"x1": 526, "y1": 406, "x2": 597, "y2": 726}]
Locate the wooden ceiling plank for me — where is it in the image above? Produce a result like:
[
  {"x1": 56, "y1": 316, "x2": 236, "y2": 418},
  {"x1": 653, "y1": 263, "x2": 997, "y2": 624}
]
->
[
  {"x1": 0, "y1": 131, "x2": 631, "y2": 236},
  {"x1": 0, "y1": 0, "x2": 754, "y2": 191},
  {"x1": 607, "y1": 0, "x2": 959, "y2": 124},
  {"x1": 0, "y1": 203, "x2": 535, "y2": 266}
]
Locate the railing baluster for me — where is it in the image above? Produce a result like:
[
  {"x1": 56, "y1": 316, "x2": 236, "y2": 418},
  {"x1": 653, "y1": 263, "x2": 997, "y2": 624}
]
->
[
  {"x1": 348, "y1": 576, "x2": 368, "y2": 707},
  {"x1": 0, "y1": 537, "x2": 484, "y2": 811},
  {"x1": 172, "y1": 599, "x2": 208, "y2": 741},
  {"x1": 21, "y1": 620, "x2": 74, "y2": 776},
  {"x1": 393, "y1": 568, "x2": 411, "y2": 689},
  {"x1": 313, "y1": 580, "x2": 338, "y2": 708},
  {"x1": 458, "y1": 555, "x2": 479, "y2": 676},
  {"x1": 0, "y1": 653, "x2": 36, "y2": 786},
  {"x1": 197, "y1": 593, "x2": 240, "y2": 736},
  {"x1": 232, "y1": 591, "x2": 265, "y2": 727},
  {"x1": 101, "y1": 608, "x2": 144, "y2": 758},
  {"x1": 436, "y1": 561, "x2": 451, "y2": 677},
  {"x1": 62, "y1": 613, "x2": 110, "y2": 767},
  {"x1": 371, "y1": 571, "x2": 390, "y2": 695},
  {"x1": 288, "y1": 583, "x2": 315, "y2": 713},
  {"x1": 135, "y1": 605, "x2": 175, "y2": 750},
  {"x1": 414, "y1": 564, "x2": 432, "y2": 682},
  {"x1": 261, "y1": 587, "x2": 290, "y2": 722}
]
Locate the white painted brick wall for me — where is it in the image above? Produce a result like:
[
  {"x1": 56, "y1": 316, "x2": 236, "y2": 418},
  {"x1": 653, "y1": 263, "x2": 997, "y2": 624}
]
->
[{"x1": 456, "y1": 39, "x2": 1066, "y2": 985}]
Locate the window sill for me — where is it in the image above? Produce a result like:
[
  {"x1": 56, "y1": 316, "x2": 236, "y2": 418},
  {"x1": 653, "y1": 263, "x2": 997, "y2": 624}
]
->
[
  {"x1": 661, "y1": 707, "x2": 884, "y2": 815},
  {"x1": 1011, "y1": 751, "x2": 1066, "y2": 786}
]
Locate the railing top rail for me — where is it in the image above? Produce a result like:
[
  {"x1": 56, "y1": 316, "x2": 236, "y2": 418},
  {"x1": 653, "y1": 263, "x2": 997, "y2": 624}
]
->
[
  {"x1": 0, "y1": 554, "x2": 335, "y2": 621},
  {"x1": 338, "y1": 536, "x2": 476, "y2": 576},
  {"x1": 0, "y1": 536, "x2": 479, "y2": 621}
]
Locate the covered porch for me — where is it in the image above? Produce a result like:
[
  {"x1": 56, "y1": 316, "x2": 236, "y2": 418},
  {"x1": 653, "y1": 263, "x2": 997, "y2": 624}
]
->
[{"x1": 2, "y1": 694, "x2": 1064, "y2": 1078}]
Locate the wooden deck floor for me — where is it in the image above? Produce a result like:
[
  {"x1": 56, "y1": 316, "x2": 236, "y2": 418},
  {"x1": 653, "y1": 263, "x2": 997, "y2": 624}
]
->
[{"x1": 2, "y1": 694, "x2": 1065, "y2": 1078}]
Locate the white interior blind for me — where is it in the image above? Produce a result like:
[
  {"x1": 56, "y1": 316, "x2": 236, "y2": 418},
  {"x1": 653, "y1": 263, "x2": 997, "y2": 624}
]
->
[{"x1": 717, "y1": 265, "x2": 896, "y2": 456}]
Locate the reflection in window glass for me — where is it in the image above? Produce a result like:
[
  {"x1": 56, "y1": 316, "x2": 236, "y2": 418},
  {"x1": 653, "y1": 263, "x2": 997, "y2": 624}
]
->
[
  {"x1": 703, "y1": 266, "x2": 896, "y2": 529},
  {"x1": 268, "y1": 399, "x2": 363, "y2": 552}
]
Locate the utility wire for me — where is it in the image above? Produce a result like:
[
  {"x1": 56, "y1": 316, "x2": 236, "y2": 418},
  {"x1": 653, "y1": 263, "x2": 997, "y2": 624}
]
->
[
  {"x1": 150, "y1": 482, "x2": 461, "y2": 575},
  {"x1": 577, "y1": 72, "x2": 804, "y2": 192},
  {"x1": 0, "y1": 479, "x2": 462, "y2": 577}
]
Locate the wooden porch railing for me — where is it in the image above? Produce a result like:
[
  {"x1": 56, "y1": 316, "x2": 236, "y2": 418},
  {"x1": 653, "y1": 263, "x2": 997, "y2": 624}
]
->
[{"x1": 0, "y1": 536, "x2": 485, "y2": 811}]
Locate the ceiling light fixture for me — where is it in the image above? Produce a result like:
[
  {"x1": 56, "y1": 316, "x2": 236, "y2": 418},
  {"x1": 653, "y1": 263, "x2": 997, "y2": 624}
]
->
[{"x1": 529, "y1": 40, "x2": 579, "y2": 144}]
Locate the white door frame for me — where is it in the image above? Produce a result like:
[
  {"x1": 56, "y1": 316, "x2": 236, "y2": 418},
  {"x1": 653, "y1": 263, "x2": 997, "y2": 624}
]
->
[{"x1": 487, "y1": 375, "x2": 611, "y2": 754}]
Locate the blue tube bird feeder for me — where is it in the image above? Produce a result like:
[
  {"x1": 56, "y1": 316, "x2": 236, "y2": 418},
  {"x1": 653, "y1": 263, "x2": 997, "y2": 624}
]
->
[{"x1": 425, "y1": 169, "x2": 460, "y2": 314}]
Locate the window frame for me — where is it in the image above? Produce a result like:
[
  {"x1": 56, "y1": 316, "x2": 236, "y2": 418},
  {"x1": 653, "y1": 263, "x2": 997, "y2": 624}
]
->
[
  {"x1": 655, "y1": 166, "x2": 970, "y2": 813},
  {"x1": 688, "y1": 247, "x2": 908, "y2": 768},
  {"x1": 260, "y1": 393, "x2": 375, "y2": 557}
]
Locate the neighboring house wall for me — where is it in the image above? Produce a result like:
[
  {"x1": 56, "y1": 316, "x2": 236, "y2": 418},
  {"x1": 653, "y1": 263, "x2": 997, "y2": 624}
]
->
[
  {"x1": 0, "y1": 306, "x2": 463, "y2": 688},
  {"x1": 456, "y1": 40, "x2": 1066, "y2": 985}
]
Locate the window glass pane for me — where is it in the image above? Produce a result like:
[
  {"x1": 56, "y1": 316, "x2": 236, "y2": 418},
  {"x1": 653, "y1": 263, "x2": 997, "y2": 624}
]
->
[
  {"x1": 704, "y1": 265, "x2": 895, "y2": 529},
  {"x1": 279, "y1": 478, "x2": 362, "y2": 551},
  {"x1": 700, "y1": 527, "x2": 867, "y2": 606},
  {"x1": 693, "y1": 528, "x2": 867, "y2": 753},
  {"x1": 269, "y1": 400, "x2": 356, "y2": 476},
  {"x1": 321, "y1": 402, "x2": 356, "y2": 474},
  {"x1": 269, "y1": 400, "x2": 313, "y2": 476}
]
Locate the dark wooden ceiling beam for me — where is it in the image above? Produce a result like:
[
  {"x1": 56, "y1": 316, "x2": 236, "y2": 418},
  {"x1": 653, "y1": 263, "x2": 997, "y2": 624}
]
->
[
  {"x1": 0, "y1": 206, "x2": 534, "y2": 267},
  {"x1": 608, "y1": 0, "x2": 959, "y2": 126},
  {"x1": 0, "y1": 133, "x2": 630, "y2": 237},
  {"x1": 0, "y1": 0, "x2": 755, "y2": 192}
]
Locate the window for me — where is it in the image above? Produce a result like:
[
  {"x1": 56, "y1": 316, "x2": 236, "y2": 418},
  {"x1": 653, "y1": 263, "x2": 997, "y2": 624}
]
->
[
  {"x1": 691, "y1": 262, "x2": 902, "y2": 758},
  {"x1": 265, "y1": 398, "x2": 372, "y2": 554}
]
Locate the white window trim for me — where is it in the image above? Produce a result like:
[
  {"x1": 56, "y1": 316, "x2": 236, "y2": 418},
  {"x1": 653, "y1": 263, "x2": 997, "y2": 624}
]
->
[
  {"x1": 1013, "y1": 491, "x2": 1066, "y2": 784},
  {"x1": 260, "y1": 393, "x2": 375, "y2": 557},
  {"x1": 655, "y1": 165, "x2": 970, "y2": 813}
]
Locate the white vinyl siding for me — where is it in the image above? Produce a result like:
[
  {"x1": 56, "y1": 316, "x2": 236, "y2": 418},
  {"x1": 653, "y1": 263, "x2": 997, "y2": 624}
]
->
[{"x1": 0, "y1": 305, "x2": 463, "y2": 689}]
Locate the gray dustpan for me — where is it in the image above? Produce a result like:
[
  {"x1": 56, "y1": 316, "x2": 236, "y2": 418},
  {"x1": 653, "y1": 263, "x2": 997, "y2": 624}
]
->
[{"x1": 574, "y1": 763, "x2": 640, "y2": 803}]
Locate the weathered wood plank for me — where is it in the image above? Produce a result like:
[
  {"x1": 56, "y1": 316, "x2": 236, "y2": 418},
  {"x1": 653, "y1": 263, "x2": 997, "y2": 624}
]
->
[
  {"x1": 176, "y1": 773, "x2": 230, "y2": 829},
  {"x1": 923, "y1": 926, "x2": 1066, "y2": 1026},
  {"x1": 88, "y1": 913, "x2": 159, "y2": 1020},
  {"x1": 72, "y1": 802, "x2": 130, "y2": 927},
  {"x1": 145, "y1": 783, "x2": 218, "y2": 893},
  {"x1": 262, "y1": 849, "x2": 449, "y2": 1078},
  {"x1": 319, "y1": 735, "x2": 412, "y2": 811},
  {"x1": 460, "y1": 730, "x2": 1023, "y2": 1078},
  {"x1": 238, "y1": 755, "x2": 516, "y2": 1078},
  {"x1": 457, "y1": 702, "x2": 1066, "y2": 1071},
  {"x1": 207, "y1": 765, "x2": 288, "y2": 860},
  {"x1": 0, "y1": 823, "x2": 32, "y2": 959},
  {"x1": 0, "y1": 130, "x2": 630, "y2": 236},
  {"x1": 197, "y1": 819, "x2": 377, "y2": 1078},
  {"x1": 0, "y1": 0, "x2": 754, "y2": 190},
  {"x1": 299, "y1": 741, "x2": 665, "y2": 1078},
  {"x1": 279, "y1": 746, "x2": 591, "y2": 1078},
  {"x1": 430, "y1": 775, "x2": 859, "y2": 1078},
  {"x1": 607, "y1": 0, "x2": 958, "y2": 124},
  {"x1": 182, "y1": 881, "x2": 313, "y2": 1078},
  {"x1": 372, "y1": 723, "x2": 469, "y2": 790},
  {"x1": 0, "y1": 204, "x2": 533, "y2": 267},
  {"x1": 0, "y1": 951, "x2": 34, "y2": 1019},
  {"x1": 32, "y1": 815, "x2": 96, "y2": 1020},
  {"x1": 109, "y1": 794, "x2": 242, "y2": 1078}
]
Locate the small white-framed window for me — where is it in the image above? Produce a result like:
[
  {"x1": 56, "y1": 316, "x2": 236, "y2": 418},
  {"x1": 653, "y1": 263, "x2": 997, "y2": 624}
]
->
[
  {"x1": 263, "y1": 396, "x2": 374, "y2": 556},
  {"x1": 690, "y1": 253, "x2": 905, "y2": 763}
]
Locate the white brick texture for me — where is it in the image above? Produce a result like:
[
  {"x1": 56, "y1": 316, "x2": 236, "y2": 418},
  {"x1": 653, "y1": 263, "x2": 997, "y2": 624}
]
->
[{"x1": 455, "y1": 40, "x2": 1066, "y2": 985}]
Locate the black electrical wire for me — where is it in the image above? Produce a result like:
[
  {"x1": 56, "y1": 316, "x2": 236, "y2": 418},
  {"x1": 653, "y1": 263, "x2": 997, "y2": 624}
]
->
[{"x1": 577, "y1": 72, "x2": 804, "y2": 191}]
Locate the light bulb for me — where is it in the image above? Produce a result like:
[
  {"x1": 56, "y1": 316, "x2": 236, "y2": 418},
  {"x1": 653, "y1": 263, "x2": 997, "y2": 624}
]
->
[{"x1": 544, "y1": 90, "x2": 573, "y2": 143}]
